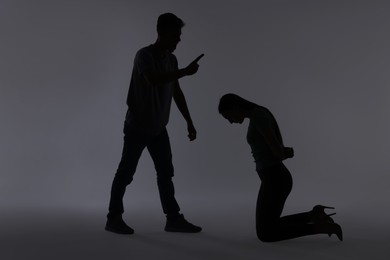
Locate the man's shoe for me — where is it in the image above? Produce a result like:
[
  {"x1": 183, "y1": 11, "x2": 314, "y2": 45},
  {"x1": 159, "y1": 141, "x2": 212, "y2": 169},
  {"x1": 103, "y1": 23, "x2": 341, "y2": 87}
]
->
[
  {"x1": 105, "y1": 215, "x2": 134, "y2": 235},
  {"x1": 165, "y1": 214, "x2": 202, "y2": 233}
]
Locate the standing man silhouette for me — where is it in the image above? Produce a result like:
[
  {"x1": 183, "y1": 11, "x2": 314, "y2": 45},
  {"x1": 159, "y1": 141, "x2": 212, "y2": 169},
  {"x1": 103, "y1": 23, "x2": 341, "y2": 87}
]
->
[{"x1": 106, "y1": 13, "x2": 204, "y2": 234}]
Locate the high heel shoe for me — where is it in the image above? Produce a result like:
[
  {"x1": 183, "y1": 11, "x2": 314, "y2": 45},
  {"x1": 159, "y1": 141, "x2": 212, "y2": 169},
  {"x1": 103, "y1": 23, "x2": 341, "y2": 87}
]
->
[
  {"x1": 316, "y1": 222, "x2": 343, "y2": 241},
  {"x1": 311, "y1": 205, "x2": 336, "y2": 224},
  {"x1": 329, "y1": 223, "x2": 343, "y2": 241},
  {"x1": 333, "y1": 223, "x2": 343, "y2": 241}
]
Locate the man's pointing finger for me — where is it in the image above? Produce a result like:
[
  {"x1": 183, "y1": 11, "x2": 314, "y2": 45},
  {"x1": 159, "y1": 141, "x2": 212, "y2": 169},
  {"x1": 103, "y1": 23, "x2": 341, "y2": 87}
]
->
[{"x1": 192, "y1": 53, "x2": 204, "y2": 63}]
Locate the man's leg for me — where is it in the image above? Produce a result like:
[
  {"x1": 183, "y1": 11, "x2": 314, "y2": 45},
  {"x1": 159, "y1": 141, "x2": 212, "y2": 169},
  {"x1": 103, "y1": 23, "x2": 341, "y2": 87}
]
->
[
  {"x1": 147, "y1": 128, "x2": 201, "y2": 233},
  {"x1": 147, "y1": 128, "x2": 179, "y2": 215},
  {"x1": 106, "y1": 123, "x2": 147, "y2": 234}
]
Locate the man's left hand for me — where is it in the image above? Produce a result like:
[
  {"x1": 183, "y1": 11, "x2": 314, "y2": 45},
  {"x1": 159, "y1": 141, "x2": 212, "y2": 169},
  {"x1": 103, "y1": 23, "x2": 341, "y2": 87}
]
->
[{"x1": 187, "y1": 123, "x2": 197, "y2": 141}]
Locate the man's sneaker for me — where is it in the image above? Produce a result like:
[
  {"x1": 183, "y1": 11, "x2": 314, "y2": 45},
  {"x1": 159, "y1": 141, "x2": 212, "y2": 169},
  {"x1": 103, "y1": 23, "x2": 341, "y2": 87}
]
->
[
  {"x1": 164, "y1": 214, "x2": 202, "y2": 233},
  {"x1": 105, "y1": 215, "x2": 134, "y2": 235}
]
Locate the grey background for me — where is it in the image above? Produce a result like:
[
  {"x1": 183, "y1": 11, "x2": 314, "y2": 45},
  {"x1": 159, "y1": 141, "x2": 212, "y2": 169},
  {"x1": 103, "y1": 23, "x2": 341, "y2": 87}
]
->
[{"x1": 1, "y1": 0, "x2": 389, "y2": 259}]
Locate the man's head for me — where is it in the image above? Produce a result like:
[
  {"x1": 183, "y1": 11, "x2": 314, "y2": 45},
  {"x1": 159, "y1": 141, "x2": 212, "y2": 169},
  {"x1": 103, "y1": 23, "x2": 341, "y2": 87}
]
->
[{"x1": 157, "y1": 13, "x2": 185, "y2": 52}]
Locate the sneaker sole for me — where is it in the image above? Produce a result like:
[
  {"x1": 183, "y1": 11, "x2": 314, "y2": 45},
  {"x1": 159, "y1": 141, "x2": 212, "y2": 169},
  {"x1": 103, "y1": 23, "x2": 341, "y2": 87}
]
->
[
  {"x1": 105, "y1": 226, "x2": 134, "y2": 235},
  {"x1": 164, "y1": 228, "x2": 202, "y2": 233}
]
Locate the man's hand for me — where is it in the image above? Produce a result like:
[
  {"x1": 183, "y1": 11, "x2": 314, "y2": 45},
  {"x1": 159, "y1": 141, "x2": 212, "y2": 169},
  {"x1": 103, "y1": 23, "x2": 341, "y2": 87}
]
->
[
  {"x1": 284, "y1": 147, "x2": 294, "y2": 159},
  {"x1": 187, "y1": 122, "x2": 197, "y2": 141},
  {"x1": 183, "y1": 54, "x2": 204, "y2": 76}
]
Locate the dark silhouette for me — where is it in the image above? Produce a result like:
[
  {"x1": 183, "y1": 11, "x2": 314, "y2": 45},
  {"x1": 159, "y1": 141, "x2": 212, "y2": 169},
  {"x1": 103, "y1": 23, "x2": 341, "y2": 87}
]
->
[
  {"x1": 106, "y1": 13, "x2": 204, "y2": 234},
  {"x1": 218, "y1": 93, "x2": 343, "y2": 242}
]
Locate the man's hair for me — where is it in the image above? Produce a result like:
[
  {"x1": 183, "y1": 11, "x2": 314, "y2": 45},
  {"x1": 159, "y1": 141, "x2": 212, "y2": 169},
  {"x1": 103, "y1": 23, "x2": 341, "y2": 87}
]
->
[
  {"x1": 157, "y1": 13, "x2": 185, "y2": 34},
  {"x1": 218, "y1": 93, "x2": 259, "y2": 114}
]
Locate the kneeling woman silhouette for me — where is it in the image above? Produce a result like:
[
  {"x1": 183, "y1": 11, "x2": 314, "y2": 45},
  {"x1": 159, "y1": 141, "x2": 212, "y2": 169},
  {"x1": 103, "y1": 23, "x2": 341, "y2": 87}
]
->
[{"x1": 218, "y1": 93, "x2": 343, "y2": 242}]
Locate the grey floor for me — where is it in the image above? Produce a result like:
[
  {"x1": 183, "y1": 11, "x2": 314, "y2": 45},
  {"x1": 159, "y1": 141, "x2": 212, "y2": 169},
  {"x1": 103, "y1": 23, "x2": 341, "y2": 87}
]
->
[{"x1": 1, "y1": 202, "x2": 389, "y2": 260}]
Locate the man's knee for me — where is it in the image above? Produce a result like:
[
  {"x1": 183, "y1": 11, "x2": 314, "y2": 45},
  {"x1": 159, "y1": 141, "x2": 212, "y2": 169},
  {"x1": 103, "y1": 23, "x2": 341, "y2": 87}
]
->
[
  {"x1": 156, "y1": 163, "x2": 174, "y2": 179},
  {"x1": 157, "y1": 175, "x2": 174, "y2": 185},
  {"x1": 114, "y1": 170, "x2": 134, "y2": 186}
]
